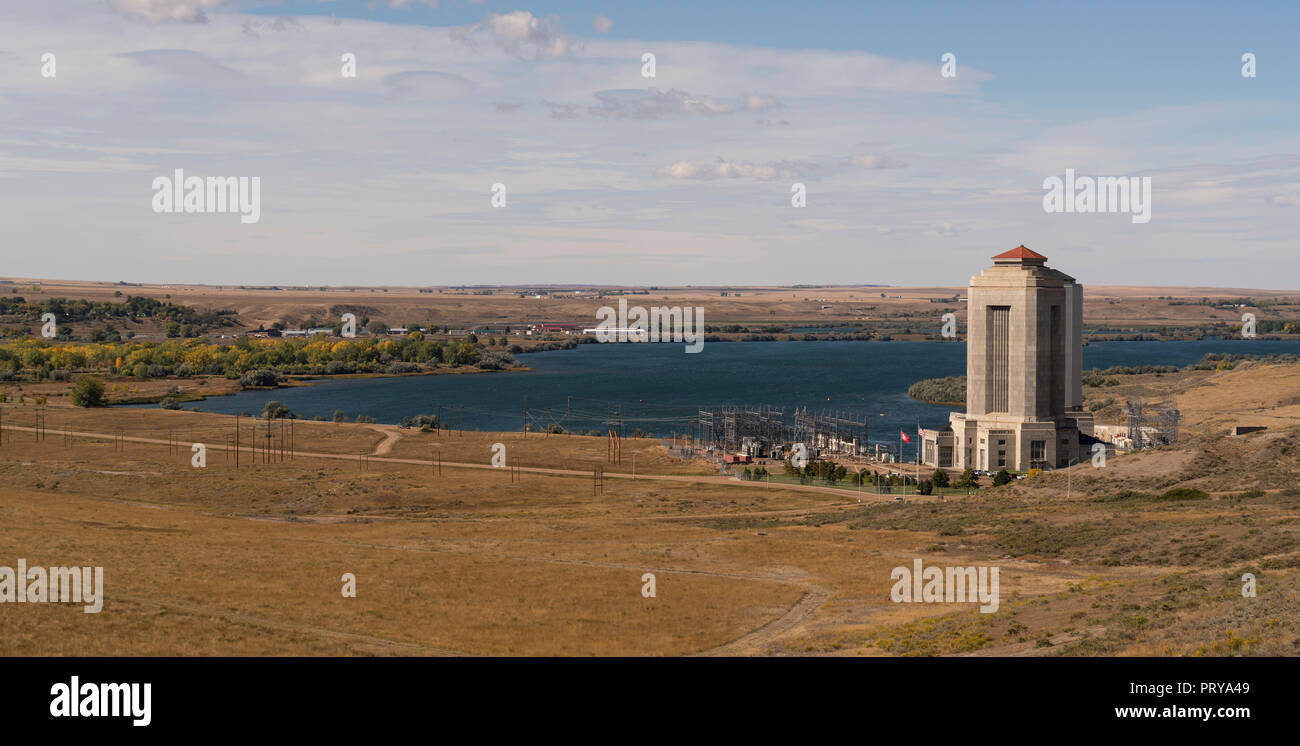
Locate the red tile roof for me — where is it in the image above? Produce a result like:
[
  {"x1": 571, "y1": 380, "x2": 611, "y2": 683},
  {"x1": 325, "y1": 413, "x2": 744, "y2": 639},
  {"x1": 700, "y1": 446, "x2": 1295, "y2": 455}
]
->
[{"x1": 993, "y1": 245, "x2": 1047, "y2": 261}]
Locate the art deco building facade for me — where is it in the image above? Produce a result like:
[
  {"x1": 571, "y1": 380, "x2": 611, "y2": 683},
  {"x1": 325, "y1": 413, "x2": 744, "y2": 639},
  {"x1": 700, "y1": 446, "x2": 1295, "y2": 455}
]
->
[{"x1": 921, "y1": 246, "x2": 1093, "y2": 472}]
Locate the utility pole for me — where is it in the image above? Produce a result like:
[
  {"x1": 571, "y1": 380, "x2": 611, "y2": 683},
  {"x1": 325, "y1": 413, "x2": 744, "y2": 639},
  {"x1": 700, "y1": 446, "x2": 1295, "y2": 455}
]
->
[
  {"x1": 614, "y1": 405, "x2": 623, "y2": 464},
  {"x1": 915, "y1": 429, "x2": 920, "y2": 495}
]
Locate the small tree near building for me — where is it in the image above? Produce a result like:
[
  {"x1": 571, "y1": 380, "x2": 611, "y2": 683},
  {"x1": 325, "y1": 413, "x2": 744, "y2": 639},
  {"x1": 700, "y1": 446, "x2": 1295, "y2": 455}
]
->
[{"x1": 955, "y1": 468, "x2": 979, "y2": 490}]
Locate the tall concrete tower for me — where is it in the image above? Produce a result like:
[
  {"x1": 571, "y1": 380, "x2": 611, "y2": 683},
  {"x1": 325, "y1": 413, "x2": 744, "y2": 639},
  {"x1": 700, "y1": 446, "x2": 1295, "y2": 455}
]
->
[{"x1": 921, "y1": 246, "x2": 1092, "y2": 472}]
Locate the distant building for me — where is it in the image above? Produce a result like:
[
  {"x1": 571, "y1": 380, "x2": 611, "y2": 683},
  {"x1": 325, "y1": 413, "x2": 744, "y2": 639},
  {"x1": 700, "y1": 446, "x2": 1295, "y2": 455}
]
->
[
  {"x1": 529, "y1": 323, "x2": 583, "y2": 335},
  {"x1": 1093, "y1": 424, "x2": 1161, "y2": 451},
  {"x1": 1232, "y1": 425, "x2": 1268, "y2": 436},
  {"x1": 922, "y1": 246, "x2": 1093, "y2": 471},
  {"x1": 919, "y1": 427, "x2": 953, "y2": 468}
]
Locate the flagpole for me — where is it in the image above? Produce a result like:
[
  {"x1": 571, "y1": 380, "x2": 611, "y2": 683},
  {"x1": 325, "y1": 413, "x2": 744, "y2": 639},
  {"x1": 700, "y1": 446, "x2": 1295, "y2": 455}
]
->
[
  {"x1": 899, "y1": 430, "x2": 905, "y2": 495},
  {"x1": 916, "y1": 424, "x2": 921, "y2": 492}
]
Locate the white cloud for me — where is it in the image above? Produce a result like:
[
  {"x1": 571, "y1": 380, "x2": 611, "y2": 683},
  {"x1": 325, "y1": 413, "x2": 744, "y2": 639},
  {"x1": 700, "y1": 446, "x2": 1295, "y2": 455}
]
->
[
  {"x1": 593, "y1": 15, "x2": 612, "y2": 34},
  {"x1": 451, "y1": 10, "x2": 575, "y2": 59},
  {"x1": 118, "y1": 49, "x2": 246, "y2": 84},
  {"x1": 541, "y1": 99, "x2": 579, "y2": 119},
  {"x1": 589, "y1": 88, "x2": 734, "y2": 119},
  {"x1": 383, "y1": 70, "x2": 477, "y2": 100},
  {"x1": 850, "y1": 154, "x2": 908, "y2": 170},
  {"x1": 742, "y1": 93, "x2": 782, "y2": 112},
  {"x1": 108, "y1": 0, "x2": 226, "y2": 23},
  {"x1": 655, "y1": 157, "x2": 818, "y2": 181},
  {"x1": 240, "y1": 16, "x2": 304, "y2": 38},
  {"x1": 925, "y1": 222, "x2": 968, "y2": 237}
]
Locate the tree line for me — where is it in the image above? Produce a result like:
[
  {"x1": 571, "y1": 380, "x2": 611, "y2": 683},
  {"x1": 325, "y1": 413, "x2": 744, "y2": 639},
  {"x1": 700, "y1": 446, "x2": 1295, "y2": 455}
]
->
[
  {"x1": 0, "y1": 294, "x2": 236, "y2": 334},
  {"x1": 0, "y1": 333, "x2": 513, "y2": 382}
]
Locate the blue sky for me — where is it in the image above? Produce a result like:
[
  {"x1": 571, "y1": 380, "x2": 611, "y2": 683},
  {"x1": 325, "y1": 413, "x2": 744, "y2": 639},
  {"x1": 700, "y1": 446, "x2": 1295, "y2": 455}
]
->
[{"x1": 0, "y1": 0, "x2": 1297, "y2": 289}]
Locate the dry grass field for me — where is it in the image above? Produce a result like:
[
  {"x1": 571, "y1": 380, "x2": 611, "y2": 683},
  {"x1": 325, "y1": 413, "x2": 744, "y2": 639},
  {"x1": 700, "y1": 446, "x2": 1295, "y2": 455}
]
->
[
  {"x1": 2, "y1": 359, "x2": 1299, "y2": 656},
  {"x1": 5, "y1": 276, "x2": 1299, "y2": 339}
]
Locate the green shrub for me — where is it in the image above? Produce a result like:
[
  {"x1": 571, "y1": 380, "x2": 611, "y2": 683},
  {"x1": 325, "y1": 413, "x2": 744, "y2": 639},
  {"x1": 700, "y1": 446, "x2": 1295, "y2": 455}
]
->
[
  {"x1": 907, "y1": 376, "x2": 966, "y2": 405},
  {"x1": 1156, "y1": 487, "x2": 1210, "y2": 501},
  {"x1": 262, "y1": 401, "x2": 293, "y2": 419},
  {"x1": 239, "y1": 369, "x2": 281, "y2": 389},
  {"x1": 71, "y1": 376, "x2": 106, "y2": 407}
]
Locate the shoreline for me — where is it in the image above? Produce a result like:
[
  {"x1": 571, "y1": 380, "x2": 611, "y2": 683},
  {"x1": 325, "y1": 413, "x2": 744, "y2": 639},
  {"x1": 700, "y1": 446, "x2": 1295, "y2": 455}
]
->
[{"x1": 105, "y1": 364, "x2": 532, "y2": 407}]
